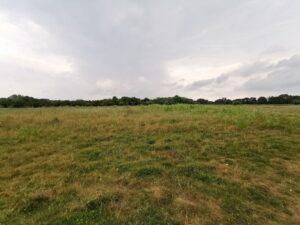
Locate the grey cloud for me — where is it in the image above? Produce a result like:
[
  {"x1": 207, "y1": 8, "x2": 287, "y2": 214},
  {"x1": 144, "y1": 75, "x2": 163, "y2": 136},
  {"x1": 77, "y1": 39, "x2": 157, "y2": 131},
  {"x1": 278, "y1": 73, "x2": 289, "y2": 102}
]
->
[
  {"x1": 186, "y1": 61, "x2": 270, "y2": 90},
  {"x1": 0, "y1": 0, "x2": 300, "y2": 99},
  {"x1": 244, "y1": 55, "x2": 300, "y2": 92},
  {"x1": 187, "y1": 78, "x2": 215, "y2": 90},
  {"x1": 185, "y1": 55, "x2": 300, "y2": 97}
]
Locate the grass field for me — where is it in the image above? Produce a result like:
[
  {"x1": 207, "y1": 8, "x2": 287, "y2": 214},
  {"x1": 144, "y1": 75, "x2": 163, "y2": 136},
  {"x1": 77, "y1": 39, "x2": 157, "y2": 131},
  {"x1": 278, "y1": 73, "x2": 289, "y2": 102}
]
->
[{"x1": 0, "y1": 105, "x2": 300, "y2": 225}]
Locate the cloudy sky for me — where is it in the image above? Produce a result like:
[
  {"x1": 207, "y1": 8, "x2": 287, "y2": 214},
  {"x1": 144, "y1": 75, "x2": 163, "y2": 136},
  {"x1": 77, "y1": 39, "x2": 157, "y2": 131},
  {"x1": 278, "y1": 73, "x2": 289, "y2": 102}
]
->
[{"x1": 0, "y1": 0, "x2": 299, "y2": 100}]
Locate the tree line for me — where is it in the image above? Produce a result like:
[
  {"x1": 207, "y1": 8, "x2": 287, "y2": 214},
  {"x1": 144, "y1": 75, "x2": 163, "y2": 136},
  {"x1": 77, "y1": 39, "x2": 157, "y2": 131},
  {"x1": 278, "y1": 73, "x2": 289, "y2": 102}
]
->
[{"x1": 0, "y1": 94, "x2": 299, "y2": 108}]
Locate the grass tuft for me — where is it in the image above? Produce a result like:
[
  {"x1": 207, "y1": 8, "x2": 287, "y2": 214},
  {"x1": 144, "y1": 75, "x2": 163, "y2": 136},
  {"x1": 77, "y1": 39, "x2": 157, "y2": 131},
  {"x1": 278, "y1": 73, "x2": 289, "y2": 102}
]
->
[
  {"x1": 20, "y1": 195, "x2": 50, "y2": 214},
  {"x1": 86, "y1": 192, "x2": 122, "y2": 210},
  {"x1": 135, "y1": 167, "x2": 163, "y2": 177}
]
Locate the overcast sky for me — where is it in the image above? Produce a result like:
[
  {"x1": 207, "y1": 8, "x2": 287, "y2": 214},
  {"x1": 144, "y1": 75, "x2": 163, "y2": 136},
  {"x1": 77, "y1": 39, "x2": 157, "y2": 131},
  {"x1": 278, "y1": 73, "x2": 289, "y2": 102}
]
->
[{"x1": 0, "y1": 0, "x2": 299, "y2": 100}]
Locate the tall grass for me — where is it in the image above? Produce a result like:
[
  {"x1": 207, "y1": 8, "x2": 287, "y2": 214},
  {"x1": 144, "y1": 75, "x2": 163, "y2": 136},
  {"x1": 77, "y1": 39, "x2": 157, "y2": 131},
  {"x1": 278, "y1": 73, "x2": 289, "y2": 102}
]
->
[{"x1": 0, "y1": 105, "x2": 299, "y2": 225}]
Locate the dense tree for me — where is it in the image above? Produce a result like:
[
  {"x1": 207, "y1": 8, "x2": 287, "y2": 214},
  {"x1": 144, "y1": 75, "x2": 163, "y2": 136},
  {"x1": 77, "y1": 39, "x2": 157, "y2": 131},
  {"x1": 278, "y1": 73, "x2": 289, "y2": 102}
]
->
[
  {"x1": 112, "y1": 96, "x2": 119, "y2": 105},
  {"x1": 268, "y1": 94, "x2": 298, "y2": 104},
  {"x1": 196, "y1": 98, "x2": 210, "y2": 104},
  {"x1": 257, "y1": 96, "x2": 268, "y2": 104},
  {"x1": 215, "y1": 98, "x2": 232, "y2": 104},
  {"x1": 0, "y1": 94, "x2": 299, "y2": 108}
]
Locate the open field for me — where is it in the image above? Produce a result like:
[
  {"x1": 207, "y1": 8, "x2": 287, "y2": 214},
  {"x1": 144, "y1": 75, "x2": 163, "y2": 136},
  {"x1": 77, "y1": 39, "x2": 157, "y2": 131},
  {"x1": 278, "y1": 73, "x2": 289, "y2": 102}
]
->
[{"x1": 0, "y1": 105, "x2": 300, "y2": 225}]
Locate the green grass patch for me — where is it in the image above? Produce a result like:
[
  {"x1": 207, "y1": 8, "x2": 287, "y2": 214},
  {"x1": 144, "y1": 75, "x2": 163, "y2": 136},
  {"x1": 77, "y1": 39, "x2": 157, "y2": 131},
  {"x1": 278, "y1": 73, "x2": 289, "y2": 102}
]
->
[{"x1": 135, "y1": 167, "x2": 163, "y2": 177}]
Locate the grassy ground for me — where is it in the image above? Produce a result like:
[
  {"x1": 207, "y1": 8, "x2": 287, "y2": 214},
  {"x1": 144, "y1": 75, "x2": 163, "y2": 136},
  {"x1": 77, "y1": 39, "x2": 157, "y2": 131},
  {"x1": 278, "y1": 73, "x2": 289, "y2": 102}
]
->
[{"x1": 0, "y1": 105, "x2": 299, "y2": 225}]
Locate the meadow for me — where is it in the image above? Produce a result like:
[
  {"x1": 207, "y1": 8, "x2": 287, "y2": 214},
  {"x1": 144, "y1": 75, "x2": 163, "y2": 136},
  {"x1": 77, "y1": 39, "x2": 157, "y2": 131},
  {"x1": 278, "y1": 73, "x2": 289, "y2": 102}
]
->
[{"x1": 0, "y1": 105, "x2": 299, "y2": 225}]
